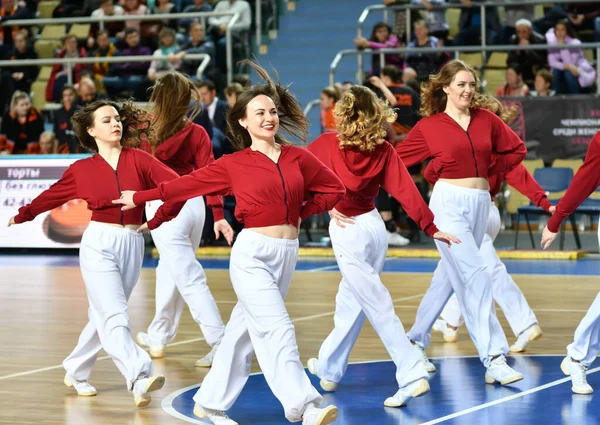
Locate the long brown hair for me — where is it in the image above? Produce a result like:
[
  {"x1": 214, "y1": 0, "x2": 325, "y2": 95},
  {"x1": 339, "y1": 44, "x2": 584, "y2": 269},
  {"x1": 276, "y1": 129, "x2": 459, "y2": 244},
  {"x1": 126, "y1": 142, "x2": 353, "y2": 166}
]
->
[
  {"x1": 227, "y1": 60, "x2": 308, "y2": 150},
  {"x1": 334, "y1": 85, "x2": 396, "y2": 152},
  {"x1": 71, "y1": 100, "x2": 150, "y2": 152},
  {"x1": 148, "y1": 71, "x2": 200, "y2": 149},
  {"x1": 471, "y1": 95, "x2": 518, "y2": 125}
]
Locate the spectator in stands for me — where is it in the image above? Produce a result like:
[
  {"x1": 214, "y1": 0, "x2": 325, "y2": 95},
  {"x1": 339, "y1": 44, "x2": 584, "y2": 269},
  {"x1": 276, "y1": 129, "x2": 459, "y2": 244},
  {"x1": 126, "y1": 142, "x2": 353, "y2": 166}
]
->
[
  {"x1": 197, "y1": 79, "x2": 229, "y2": 157},
  {"x1": 500, "y1": 0, "x2": 534, "y2": 45},
  {"x1": 383, "y1": 0, "x2": 422, "y2": 44},
  {"x1": 90, "y1": 29, "x2": 117, "y2": 82},
  {"x1": 320, "y1": 86, "x2": 340, "y2": 133},
  {"x1": 179, "y1": 0, "x2": 213, "y2": 35},
  {"x1": 27, "y1": 131, "x2": 59, "y2": 155},
  {"x1": 52, "y1": 0, "x2": 84, "y2": 17},
  {"x1": 450, "y1": 0, "x2": 501, "y2": 46},
  {"x1": 0, "y1": 32, "x2": 38, "y2": 115},
  {"x1": 565, "y1": 3, "x2": 600, "y2": 41},
  {"x1": 354, "y1": 22, "x2": 402, "y2": 76},
  {"x1": 0, "y1": 0, "x2": 30, "y2": 58},
  {"x1": 402, "y1": 67, "x2": 418, "y2": 83},
  {"x1": 411, "y1": 0, "x2": 449, "y2": 42},
  {"x1": 103, "y1": 28, "x2": 152, "y2": 99},
  {"x1": 546, "y1": 20, "x2": 596, "y2": 94},
  {"x1": 169, "y1": 22, "x2": 216, "y2": 78},
  {"x1": 1, "y1": 91, "x2": 44, "y2": 154},
  {"x1": 148, "y1": 28, "x2": 180, "y2": 82},
  {"x1": 18, "y1": 0, "x2": 38, "y2": 16},
  {"x1": 121, "y1": 0, "x2": 148, "y2": 32},
  {"x1": 506, "y1": 19, "x2": 547, "y2": 89},
  {"x1": 496, "y1": 63, "x2": 530, "y2": 97},
  {"x1": 224, "y1": 82, "x2": 243, "y2": 108},
  {"x1": 53, "y1": 85, "x2": 78, "y2": 153},
  {"x1": 174, "y1": 0, "x2": 194, "y2": 12},
  {"x1": 208, "y1": 0, "x2": 251, "y2": 72},
  {"x1": 45, "y1": 34, "x2": 89, "y2": 102},
  {"x1": 404, "y1": 78, "x2": 420, "y2": 93},
  {"x1": 75, "y1": 76, "x2": 106, "y2": 108},
  {"x1": 529, "y1": 69, "x2": 555, "y2": 97},
  {"x1": 150, "y1": 0, "x2": 178, "y2": 31},
  {"x1": 88, "y1": 0, "x2": 125, "y2": 50},
  {"x1": 405, "y1": 20, "x2": 448, "y2": 83},
  {"x1": 0, "y1": 135, "x2": 14, "y2": 155}
]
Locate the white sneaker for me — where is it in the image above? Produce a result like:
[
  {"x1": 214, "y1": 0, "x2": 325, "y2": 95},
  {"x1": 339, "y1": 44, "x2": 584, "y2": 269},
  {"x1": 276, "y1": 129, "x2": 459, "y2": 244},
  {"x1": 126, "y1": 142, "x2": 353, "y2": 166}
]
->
[
  {"x1": 136, "y1": 332, "x2": 165, "y2": 358},
  {"x1": 302, "y1": 405, "x2": 338, "y2": 425},
  {"x1": 413, "y1": 344, "x2": 436, "y2": 372},
  {"x1": 561, "y1": 356, "x2": 593, "y2": 394},
  {"x1": 307, "y1": 358, "x2": 337, "y2": 392},
  {"x1": 387, "y1": 231, "x2": 410, "y2": 247},
  {"x1": 509, "y1": 324, "x2": 543, "y2": 353},
  {"x1": 194, "y1": 404, "x2": 239, "y2": 425},
  {"x1": 485, "y1": 356, "x2": 524, "y2": 385},
  {"x1": 195, "y1": 343, "x2": 220, "y2": 368},
  {"x1": 64, "y1": 373, "x2": 97, "y2": 396},
  {"x1": 384, "y1": 378, "x2": 430, "y2": 407},
  {"x1": 132, "y1": 375, "x2": 165, "y2": 407},
  {"x1": 432, "y1": 319, "x2": 458, "y2": 343}
]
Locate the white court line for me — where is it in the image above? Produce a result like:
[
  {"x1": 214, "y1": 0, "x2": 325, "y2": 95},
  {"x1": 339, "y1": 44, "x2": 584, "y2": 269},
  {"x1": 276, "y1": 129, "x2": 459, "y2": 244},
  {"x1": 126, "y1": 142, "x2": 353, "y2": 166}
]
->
[
  {"x1": 419, "y1": 365, "x2": 600, "y2": 425},
  {"x1": 305, "y1": 264, "x2": 339, "y2": 272}
]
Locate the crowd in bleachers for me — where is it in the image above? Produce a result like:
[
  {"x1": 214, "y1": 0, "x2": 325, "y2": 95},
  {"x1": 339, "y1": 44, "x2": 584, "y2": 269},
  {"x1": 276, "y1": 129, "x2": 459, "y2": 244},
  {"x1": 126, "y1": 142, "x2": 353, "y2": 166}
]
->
[{"x1": 0, "y1": 0, "x2": 256, "y2": 155}]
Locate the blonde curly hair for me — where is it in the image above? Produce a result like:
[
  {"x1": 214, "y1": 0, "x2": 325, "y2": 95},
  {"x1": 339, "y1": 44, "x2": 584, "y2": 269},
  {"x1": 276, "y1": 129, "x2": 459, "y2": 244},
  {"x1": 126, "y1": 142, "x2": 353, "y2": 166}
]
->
[{"x1": 333, "y1": 85, "x2": 396, "y2": 152}]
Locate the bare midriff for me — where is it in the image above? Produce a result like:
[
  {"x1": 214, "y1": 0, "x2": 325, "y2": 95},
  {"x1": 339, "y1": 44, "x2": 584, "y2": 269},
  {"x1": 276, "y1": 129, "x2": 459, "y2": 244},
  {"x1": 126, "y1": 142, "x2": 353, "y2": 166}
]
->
[
  {"x1": 92, "y1": 221, "x2": 139, "y2": 230},
  {"x1": 248, "y1": 224, "x2": 299, "y2": 240}
]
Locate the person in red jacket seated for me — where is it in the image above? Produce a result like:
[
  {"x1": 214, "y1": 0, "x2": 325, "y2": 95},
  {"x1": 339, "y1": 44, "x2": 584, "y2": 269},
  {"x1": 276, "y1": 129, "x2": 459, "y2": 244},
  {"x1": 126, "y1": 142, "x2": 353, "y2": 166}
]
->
[
  {"x1": 305, "y1": 85, "x2": 459, "y2": 408},
  {"x1": 45, "y1": 34, "x2": 89, "y2": 102},
  {"x1": 395, "y1": 59, "x2": 526, "y2": 385},
  {"x1": 134, "y1": 72, "x2": 233, "y2": 369},
  {"x1": 541, "y1": 130, "x2": 600, "y2": 396},
  {"x1": 113, "y1": 60, "x2": 345, "y2": 425},
  {"x1": 8, "y1": 100, "x2": 183, "y2": 407}
]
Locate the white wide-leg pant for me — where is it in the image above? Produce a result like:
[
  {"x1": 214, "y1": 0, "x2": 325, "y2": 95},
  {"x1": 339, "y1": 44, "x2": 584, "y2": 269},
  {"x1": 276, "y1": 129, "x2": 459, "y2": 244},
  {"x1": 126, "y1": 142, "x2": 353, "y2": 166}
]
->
[
  {"x1": 145, "y1": 197, "x2": 225, "y2": 346},
  {"x1": 407, "y1": 182, "x2": 508, "y2": 367},
  {"x1": 316, "y1": 209, "x2": 427, "y2": 387},
  {"x1": 439, "y1": 204, "x2": 538, "y2": 336},
  {"x1": 195, "y1": 230, "x2": 322, "y2": 422},
  {"x1": 567, "y1": 225, "x2": 600, "y2": 367},
  {"x1": 62, "y1": 222, "x2": 152, "y2": 390}
]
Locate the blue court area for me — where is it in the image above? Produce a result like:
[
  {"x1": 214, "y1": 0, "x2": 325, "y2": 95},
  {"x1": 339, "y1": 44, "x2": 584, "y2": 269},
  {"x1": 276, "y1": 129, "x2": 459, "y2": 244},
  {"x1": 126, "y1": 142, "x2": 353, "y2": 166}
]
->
[
  {"x1": 2, "y1": 253, "x2": 600, "y2": 276},
  {"x1": 162, "y1": 356, "x2": 600, "y2": 425}
]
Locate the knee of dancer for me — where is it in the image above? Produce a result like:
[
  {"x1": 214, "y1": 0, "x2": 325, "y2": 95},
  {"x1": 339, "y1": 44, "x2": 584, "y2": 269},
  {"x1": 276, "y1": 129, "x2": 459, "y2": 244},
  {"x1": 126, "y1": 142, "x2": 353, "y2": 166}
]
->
[
  {"x1": 463, "y1": 265, "x2": 491, "y2": 288},
  {"x1": 102, "y1": 312, "x2": 131, "y2": 335}
]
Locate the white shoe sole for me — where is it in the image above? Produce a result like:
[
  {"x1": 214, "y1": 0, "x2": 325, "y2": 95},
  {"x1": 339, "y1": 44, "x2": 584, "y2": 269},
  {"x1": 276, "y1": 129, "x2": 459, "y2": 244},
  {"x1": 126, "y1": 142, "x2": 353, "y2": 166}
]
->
[
  {"x1": 307, "y1": 358, "x2": 337, "y2": 392},
  {"x1": 384, "y1": 379, "x2": 430, "y2": 407},
  {"x1": 64, "y1": 375, "x2": 97, "y2": 397},
  {"x1": 432, "y1": 321, "x2": 458, "y2": 343},
  {"x1": 561, "y1": 357, "x2": 594, "y2": 394},
  {"x1": 136, "y1": 332, "x2": 165, "y2": 358},
  {"x1": 134, "y1": 375, "x2": 165, "y2": 407},
  {"x1": 195, "y1": 358, "x2": 212, "y2": 368},
  {"x1": 193, "y1": 404, "x2": 208, "y2": 418},
  {"x1": 312, "y1": 405, "x2": 338, "y2": 425},
  {"x1": 509, "y1": 325, "x2": 543, "y2": 353},
  {"x1": 485, "y1": 372, "x2": 524, "y2": 385}
]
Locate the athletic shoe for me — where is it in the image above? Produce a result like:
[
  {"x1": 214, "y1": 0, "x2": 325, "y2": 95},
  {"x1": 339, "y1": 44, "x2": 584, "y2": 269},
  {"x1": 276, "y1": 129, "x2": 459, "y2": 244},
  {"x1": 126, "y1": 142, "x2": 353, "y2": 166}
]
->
[
  {"x1": 432, "y1": 319, "x2": 458, "y2": 343},
  {"x1": 485, "y1": 356, "x2": 524, "y2": 385},
  {"x1": 194, "y1": 404, "x2": 239, "y2": 425},
  {"x1": 387, "y1": 231, "x2": 410, "y2": 247},
  {"x1": 561, "y1": 356, "x2": 593, "y2": 394},
  {"x1": 132, "y1": 375, "x2": 165, "y2": 407},
  {"x1": 64, "y1": 373, "x2": 97, "y2": 396},
  {"x1": 509, "y1": 324, "x2": 543, "y2": 353},
  {"x1": 307, "y1": 358, "x2": 338, "y2": 392},
  {"x1": 136, "y1": 331, "x2": 165, "y2": 358},
  {"x1": 413, "y1": 344, "x2": 436, "y2": 372},
  {"x1": 384, "y1": 379, "x2": 430, "y2": 407},
  {"x1": 302, "y1": 405, "x2": 338, "y2": 425},
  {"x1": 195, "y1": 343, "x2": 220, "y2": 368}
]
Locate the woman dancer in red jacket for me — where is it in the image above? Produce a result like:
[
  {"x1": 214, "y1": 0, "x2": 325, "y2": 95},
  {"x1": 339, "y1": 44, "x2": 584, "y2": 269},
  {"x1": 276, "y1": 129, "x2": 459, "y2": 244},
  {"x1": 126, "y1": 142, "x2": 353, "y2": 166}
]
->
[
  {"x1": 114, "y1": 62, "x2": 345, "y2": 425},
  {"x1": 8, "y1": 100, "x2": 180, "y2": 407},
  {"x1": 135, "y1": 72, "x2": 233, "y2": 367}
]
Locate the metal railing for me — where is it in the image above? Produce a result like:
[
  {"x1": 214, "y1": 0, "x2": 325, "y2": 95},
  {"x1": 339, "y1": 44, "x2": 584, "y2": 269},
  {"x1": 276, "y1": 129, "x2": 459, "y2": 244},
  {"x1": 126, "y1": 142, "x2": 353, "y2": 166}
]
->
[
  {"x1": 0, "y1": 53, "x2": 211, "y2": 83},
  {"x1": 330, "y1": 43, "x2": 600, "y2": 94},
  {"x1": 356, "y1": 0, "x2": 594, "y2": 83},
  {"x1": 5, "y1": 11, "x2": 238, "y2": 83},
  {"x1": 303, "y1": 99, "x2": 321, "y2": 117}
]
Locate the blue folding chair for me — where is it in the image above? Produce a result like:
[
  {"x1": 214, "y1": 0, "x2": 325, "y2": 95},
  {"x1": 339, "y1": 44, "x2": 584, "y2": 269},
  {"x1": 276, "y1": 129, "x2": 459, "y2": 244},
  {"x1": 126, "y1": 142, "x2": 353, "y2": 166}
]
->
[{"x1": 514, "y1": 167, "x2": 581, "y2": 250}]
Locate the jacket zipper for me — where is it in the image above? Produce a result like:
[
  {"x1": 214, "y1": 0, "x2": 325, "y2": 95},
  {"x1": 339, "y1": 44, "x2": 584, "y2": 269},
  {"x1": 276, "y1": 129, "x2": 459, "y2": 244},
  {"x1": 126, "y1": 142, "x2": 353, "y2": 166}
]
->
[
  {"x1": 114, "y1": 170, "x2": 124, "y2": 225},
  {"x1": 465, "y1": 130, "x2": 479, "y2": 177},
  {"x1": 275, "y1": 163, "x2": 289, "y2": 224}
]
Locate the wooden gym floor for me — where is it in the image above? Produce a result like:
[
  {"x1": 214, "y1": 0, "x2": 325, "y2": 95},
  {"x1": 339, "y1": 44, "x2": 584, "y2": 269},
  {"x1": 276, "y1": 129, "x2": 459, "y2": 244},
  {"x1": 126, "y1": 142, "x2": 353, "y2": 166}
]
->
[{"x1": 0, "y1": 255, "x2": 598, "y2": 424}]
